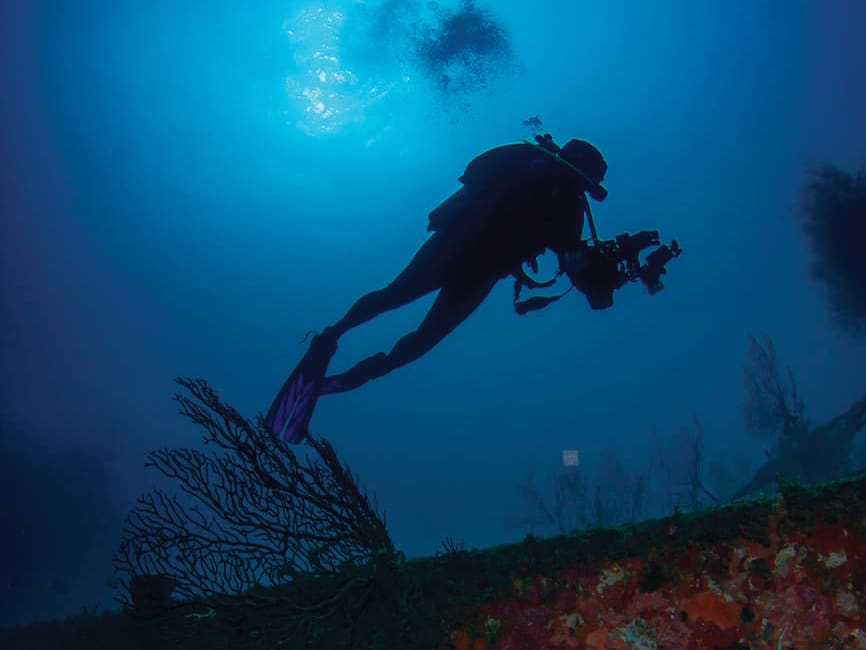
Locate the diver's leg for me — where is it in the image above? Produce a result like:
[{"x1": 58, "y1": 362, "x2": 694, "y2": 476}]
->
[
  {"x1": 320, "y1": 274, "x2": 498, "y2": 394},
  {"x1": 324, "y1": 233, "x2": 449, "y2": 339},
  {"x1": 266, "y1": 234, "x2": 450, "y2": 442}
]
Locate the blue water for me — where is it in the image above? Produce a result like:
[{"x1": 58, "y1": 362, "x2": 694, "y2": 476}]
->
[{"x1": 2, "y1": 0, "x2": 865, "y2": 626}]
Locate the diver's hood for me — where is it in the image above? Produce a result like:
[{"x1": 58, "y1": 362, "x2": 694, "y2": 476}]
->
[{"x1": 560, "y1": 139, "x2": 608, "y2": 201}]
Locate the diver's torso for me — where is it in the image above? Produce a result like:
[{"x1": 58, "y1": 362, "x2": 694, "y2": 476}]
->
[{"x1": 428, "y1": 143, "x2": 585, "y2": 279}]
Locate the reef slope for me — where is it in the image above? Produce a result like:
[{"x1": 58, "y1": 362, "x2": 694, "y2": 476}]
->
[{"x1": 2, "y1": 474, "x2": 865, "y2": 649}]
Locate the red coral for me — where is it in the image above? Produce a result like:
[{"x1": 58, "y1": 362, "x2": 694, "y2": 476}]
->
[
  {"x1": 584, "y1": 627, "x2": 628, "y2": 650},
  {"x1": 646, "y1": 613, "x2": 693, "y2": 649},
  {"x1": 628, "y1": 590, "x2": 672, "y2": 618},
  {"x1": 689, "y1": 618, "x2": 741, "y2": 649},
  {"x1": 579, "y1": 596, "x2": 602, "y2": 627},
  {"x1": 809, "y1": 522, "x2": 849, "y2": 556},
  {"x1": 517, "y1": 579, "x2": 547, "y2": 607},
  {"x1": 451, "y1": 629, "x2": 487, "y2": 650},
  {"x1": 682, "y1": 591, "x2": 741, "y2": 631},
  {"x1": 552, "y1": 587, "x2": 577, "y2": 612},
  {"x1": 556, "y1": 564, "x2": 596, "y2": 586}
]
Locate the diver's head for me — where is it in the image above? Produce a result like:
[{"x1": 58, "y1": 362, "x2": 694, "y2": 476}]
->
[{"x1": 560, "y1": 139, "x2": 608, "y2": 201}]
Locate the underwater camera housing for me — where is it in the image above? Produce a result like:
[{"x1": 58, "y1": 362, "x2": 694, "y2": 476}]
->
[{"x1": 564, "y1": 230, "x2": 682, "y2": 309}]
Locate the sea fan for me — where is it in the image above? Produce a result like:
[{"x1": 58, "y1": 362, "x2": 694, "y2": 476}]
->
[{"x1": 800, "y1": 163, "x2": 866, "y2": 339}]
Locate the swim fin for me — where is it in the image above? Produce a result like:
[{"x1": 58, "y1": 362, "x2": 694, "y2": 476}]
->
[{"x1": 265, "y1": 333, "x2": 338, "y2": 444}]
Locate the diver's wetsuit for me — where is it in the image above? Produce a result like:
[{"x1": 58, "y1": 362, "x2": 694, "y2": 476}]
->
[
  {"x1": 266, "y1": 141, "x2": 598, "y2": 443},
  {"x1": 318, "y1": 142, "x2": 588, "y2": 394}
]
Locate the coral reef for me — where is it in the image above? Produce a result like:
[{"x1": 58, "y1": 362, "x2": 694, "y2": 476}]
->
[
  {"x1": 113, "y1": 378, "x2": 393, "y2": 612},
  {"x1": 444, "y1": 476, "x2": 866, "y2": 649},
  {"x1": 5, "y1": 473, "x2": 866, "y2": 649}
]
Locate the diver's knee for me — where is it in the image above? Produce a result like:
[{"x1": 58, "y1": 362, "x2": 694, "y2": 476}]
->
[
  {"x1": 348, "y1": 352, "x2": 391, "y2": 384},
  {"x1": 320, "y1": 325, "x2": 340, "y2": 340},
  {"x1": 388, "y1": 330, "x2": 429, "y2": 366}
]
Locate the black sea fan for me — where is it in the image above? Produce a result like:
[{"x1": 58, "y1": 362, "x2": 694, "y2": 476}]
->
[
  {"x1": 800, "y1": 163, "x2": 866, "y2": 339},
  {"x1": 113, "y1": 378, "x2": 393, "y2": 611}
]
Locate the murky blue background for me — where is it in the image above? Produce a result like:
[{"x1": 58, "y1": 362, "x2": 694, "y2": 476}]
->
[{"x1": 2, "y1": 0, "x2": 865, "y2": 625}]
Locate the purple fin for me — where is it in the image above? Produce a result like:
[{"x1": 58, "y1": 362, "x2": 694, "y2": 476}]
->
[
  {"x1": 265, "y1": 366, "x2": 317, "y2": 443},
  {"x1": 265, "y1": 334, "x2": 337, "y2": 444}
]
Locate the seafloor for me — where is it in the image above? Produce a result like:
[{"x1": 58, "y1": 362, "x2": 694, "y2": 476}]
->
[{"x1": 2, "y1": 474, "x2": 865, "y2": 649}]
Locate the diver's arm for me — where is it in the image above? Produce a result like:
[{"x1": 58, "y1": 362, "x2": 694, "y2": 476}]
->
[{"x1": 550, "y1": 202, "x2": 589, "y2": 273}]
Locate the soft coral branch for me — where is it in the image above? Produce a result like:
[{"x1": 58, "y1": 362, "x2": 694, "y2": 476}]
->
[{"x1": 113, "y1": 377, "x2": 394, "y2": 611}]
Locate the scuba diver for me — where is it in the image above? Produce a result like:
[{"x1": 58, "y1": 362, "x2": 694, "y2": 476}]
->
[{"x1": 266, "y1": 134, "x2": 681, "y2": 444}]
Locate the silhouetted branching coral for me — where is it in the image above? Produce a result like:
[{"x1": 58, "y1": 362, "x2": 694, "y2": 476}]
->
[
  {"x1": 735, "y1": 334, "x2": 866, "y2": 499},
  {"x1": 510, "y1": 416, "x2": 723, "y2": 538},
  {"x1": 743, "y1": 333, "x2": 807, "y2": 441},
  {"x1": 113, "y1": 378, "x2": 393, "y2": 612},
  {"x1": 513, "y1": 450, "x2": 657, "y2": 535},
  {"x1": 801, "y1": 163, "x2": 866, "y2": 338}
]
